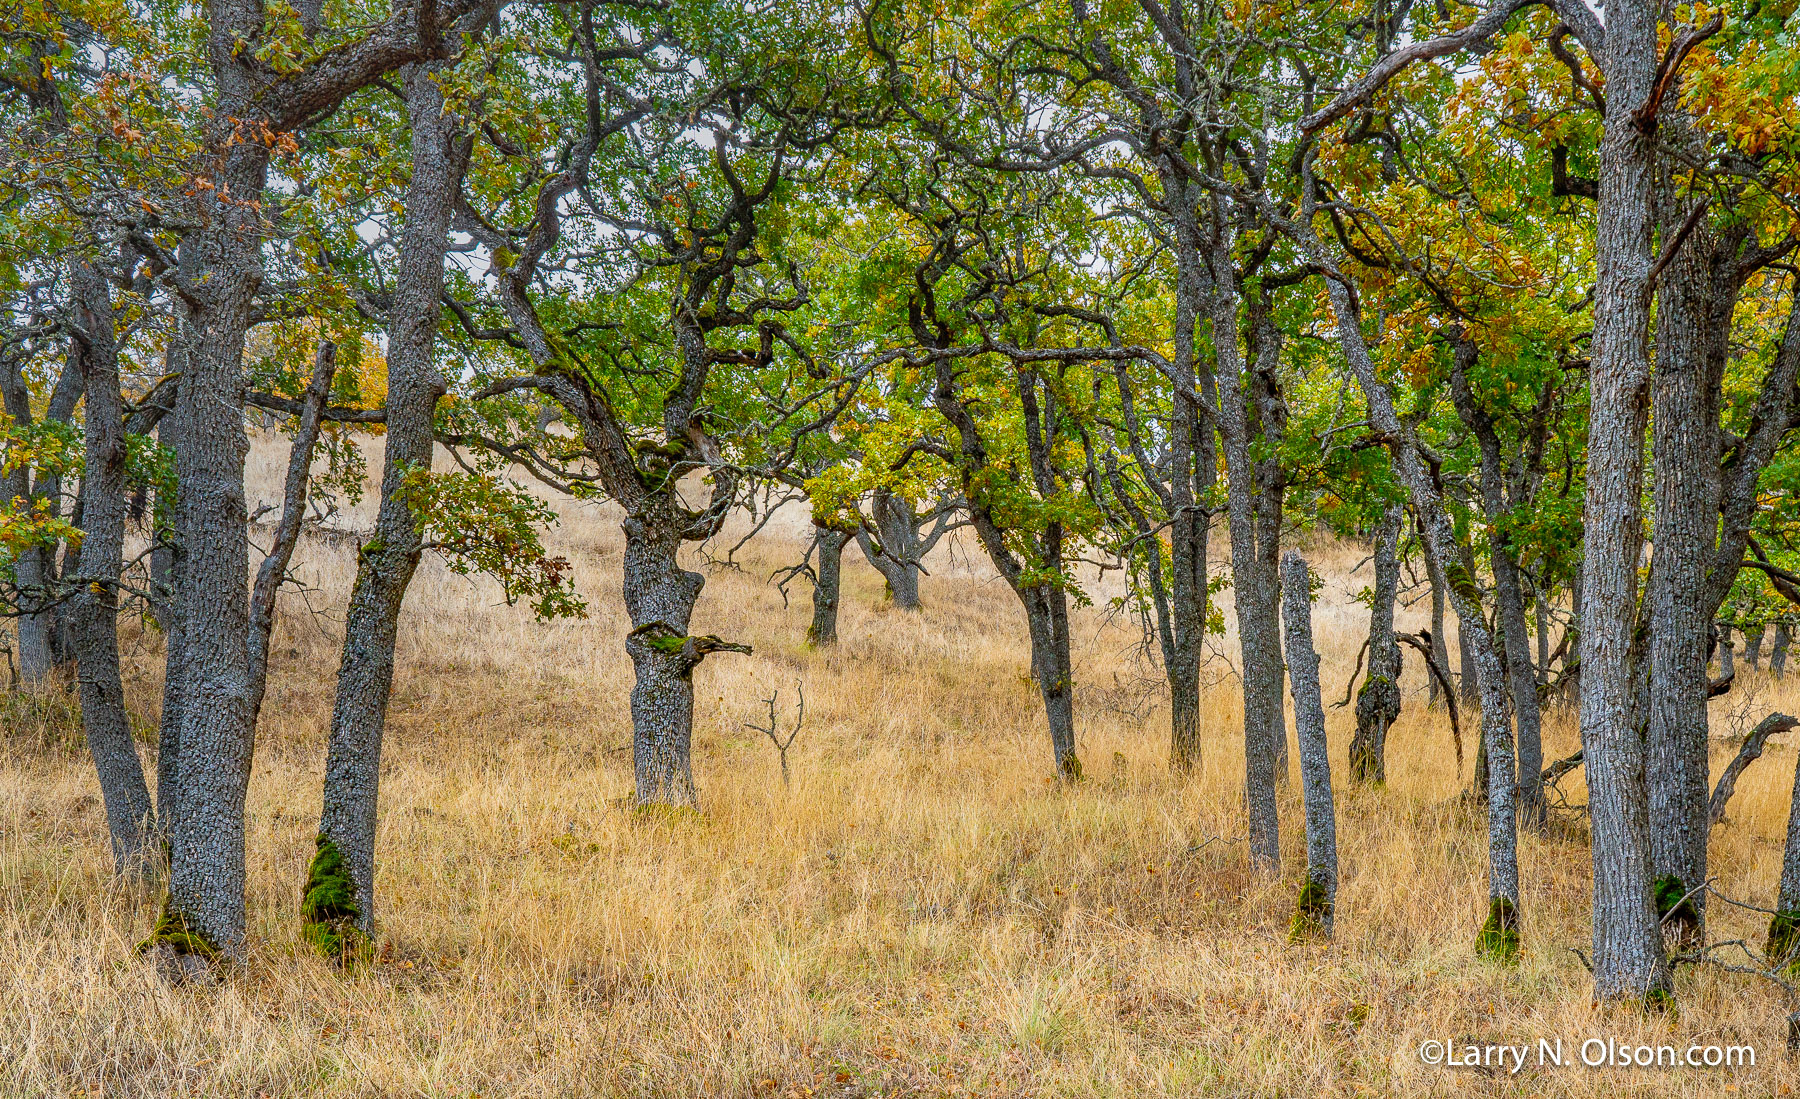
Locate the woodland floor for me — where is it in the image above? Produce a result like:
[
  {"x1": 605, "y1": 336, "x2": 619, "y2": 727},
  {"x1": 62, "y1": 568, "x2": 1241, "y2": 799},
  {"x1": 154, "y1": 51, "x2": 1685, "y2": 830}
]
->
[{"x1": 3, "y1": 436, "x2": 1800, "y2": 1097}]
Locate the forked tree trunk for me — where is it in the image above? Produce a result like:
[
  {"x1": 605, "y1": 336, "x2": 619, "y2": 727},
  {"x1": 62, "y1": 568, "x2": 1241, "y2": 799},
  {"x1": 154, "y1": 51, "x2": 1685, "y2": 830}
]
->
[
  {"x1": 856, "y1": 490, "x2": 923, "y2": 609},
  {"x1": 1282, "y1": 551, "x2": 1337, "y2": 938},
  {"x1": 1349, "y1": 504, "x2": 1402, "y2": 784},
  {"x1": 807, "y1": 526, "x2": 851, "y2": 646},
  {"x1": 67, "y1": 262, "x2": 156, "y2": 878},
  {"x1": 312, "y1": 62, "x2": 465, "y2": 940}
]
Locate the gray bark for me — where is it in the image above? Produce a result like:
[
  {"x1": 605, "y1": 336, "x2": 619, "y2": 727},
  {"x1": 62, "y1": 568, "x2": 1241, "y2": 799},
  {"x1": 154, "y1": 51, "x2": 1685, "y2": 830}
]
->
[
  {"x1": 855, "y1": 490, "x2": 926, "y2": 609},
  {"x1": 1773, "y1": 621, "x2": 1790, "y2": 678},
  {"x1": 67, "y1": 261, "x2": 156, "y2": 878},
  {"x1": 1282, "y1": 550, "x2": 1337, "y2": 936},
  {"x1": 1581, "y1": 0, "x2": 1673, "y2": 1001},
  {"x1": 153, "y1": 376, "x2": 186, "y2": 843},
  {"x1": 159, "y1": 0, "x2": 463, "y2": 960},
  {"x1": 1747, "y1": 624, "x2": 1766, "y2": 669},
  {"x1": 1349, "y1": 504, "x2": 1402, "y2": 785},
  {"x1": 1718, "y1": 628, "x2": 1735, "y2": 678},
  {"x1": 1205, "y1": 217, "x2": 1281, "y2": 870},
  {"x1": 807, "y1": 526, "x2": 851, "y2": 646},
  {"x1": 314, "y1": 61, "x2": 466, "y2": 929}
]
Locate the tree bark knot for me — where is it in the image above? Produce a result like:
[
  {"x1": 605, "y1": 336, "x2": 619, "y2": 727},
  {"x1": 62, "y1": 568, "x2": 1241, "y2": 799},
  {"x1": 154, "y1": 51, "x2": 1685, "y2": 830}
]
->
[{"x1": 628, "y1": 621, "x2": 752, "y2": 672}]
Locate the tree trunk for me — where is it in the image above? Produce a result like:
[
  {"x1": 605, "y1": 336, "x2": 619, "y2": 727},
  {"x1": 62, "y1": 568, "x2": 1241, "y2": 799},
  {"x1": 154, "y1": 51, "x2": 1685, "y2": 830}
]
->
[
  {"x1": 1769, "y1": 752, "x2": 1800, "y2": 968},
  {"x1": 1024, "y1": 580, "x2": 1081, "y2": 780},
  {"x1": 312, "y1": 62, "x2": 464, "y2": 942},
  {"x1": 1164, "y1": 205, "x2": 1212, "y2": 774},
  {"x1": 1534, "y1": 579, "x2": 1551, "y2": 693},
  {"x1": 1773, "y1": 621, "x2": 1790, "y2": 678},
  {"x1": 67, "y1": 262, "x2": 156, "y2": 878},
  {"x1": 1448, "y1": 348, "x2": 1544, "y2": 827},
  {"x1": 1428, "y1": 537, "x2": 1449, "y2": 707},
  {"x1": 622, "y1": 508, "x2": 709, "y2": 807},
  {"x1": 857, "y1": 489, "x2": 923, "y2": 609},
  {"x1": 1747, "y1": 624, "x2": 1767, "y2": 670},
  {"x1": 807, "y1": 526, "x2": 851, "y2": 646},
  {"x1": 4, "y1": 360, "x2": 82, "y2": 687},
  {"x1": 1206, "y1": 224, "x2": 1280, "y2": 872},
  {"x1": 1456, "y1": 542, "x2": 1481, "y2": 708},
  {"x1": 160, "y1": 124, "x2": 270, "y2": 959},
  {"x1": 1718, "y1": 628, "x2": 1735, "y2": 678},
  {"x1": 1349, "y1": 504, "x2": 1402, "y2": 784},
  {"x1": 1644, "y1": 174, "x2": 1728, "y2": 946},
  {"x1": 1282, "y1": 550, "x2": 1337, "y2": 938},
  {"x1": 153, "y1": 377, "x2": 186, "y2": 844},
  {"x1": 1581, "y1": 0, "x2": 1673, "y2": 1002}
]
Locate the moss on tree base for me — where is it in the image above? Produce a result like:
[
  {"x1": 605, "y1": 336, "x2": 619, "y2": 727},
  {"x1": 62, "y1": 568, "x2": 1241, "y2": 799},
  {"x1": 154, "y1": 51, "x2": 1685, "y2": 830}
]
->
[
  {"x1": 1475, "y1": 896, "x2": 1520, "y2": 963},
  {"x1": 1289, "y1": 876, "x2": 1334, "y2": 942},
  {"x1": 301, "y1": 834, "x2": 370, "y2": 965},
  {"x1": 1768, "y1": 910, "x2": 1800, "y2": 972},
  {"x1": 135, "y1": 904, "x2": 221, "y2": 962}
]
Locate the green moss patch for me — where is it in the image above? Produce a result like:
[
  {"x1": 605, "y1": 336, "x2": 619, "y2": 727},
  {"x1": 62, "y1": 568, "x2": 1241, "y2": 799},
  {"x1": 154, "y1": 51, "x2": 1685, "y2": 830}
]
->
[
  {"x1": 1475, "y1": 895, "x2": 1520, "y2": 963},
  {"x1": 301, "y1": 834, "x2": 369, "y2": 965}
]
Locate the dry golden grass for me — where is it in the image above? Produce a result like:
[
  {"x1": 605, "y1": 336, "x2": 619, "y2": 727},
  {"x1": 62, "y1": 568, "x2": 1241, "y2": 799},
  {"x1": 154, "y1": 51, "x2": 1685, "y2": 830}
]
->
[{"x1": 4, "y1": 437, "x2": 1800, "y2": 1097}]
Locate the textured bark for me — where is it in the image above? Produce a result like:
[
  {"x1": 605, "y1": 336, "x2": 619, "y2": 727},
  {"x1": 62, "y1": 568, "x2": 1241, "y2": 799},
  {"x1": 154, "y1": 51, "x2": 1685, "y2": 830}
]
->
[
  {"x1": 67, "y1": 261, "x2": 156, "y2": 878},
  {"x1": 807, "y1": 526, "x2": 851, "y2": 646},
  {"x1": 314, "y1": 61, "x2": 465, "y2": 930},
  {"x1": 1644, "y1": 199, "x2": 1725, "y2": 942},
  {"x1": 1718, "y1": 629, "x2": 1735, "y2": 677},
  {"x1": 1773, "y1": 621, "x2": 1790, "y2": 678},
  {"x1": 623, "y1": 509, "x2": 710, "y2": 806},
  {"x1": 1282, "y1": 551, "x2": 1337, "y2": 937},
  {"x1": 1746, "y1": 624, "x2": 1766, "y2": 669},
  {"x1": 1206, "y1": 219, "x2": 1281, "y2": 870},
  {"x1": 1349, "y1": 504, "x2": 1402, "y2": 785},
  {"x1": 153, "y1": 375, "x2": 186, "y2": 842},
  {"x1": 1163, "y1": 195, "x2": 1214, "y2": 774},
  {"x1": 1581, "y1": 0, "x2": 1673, "y2": 1001}
]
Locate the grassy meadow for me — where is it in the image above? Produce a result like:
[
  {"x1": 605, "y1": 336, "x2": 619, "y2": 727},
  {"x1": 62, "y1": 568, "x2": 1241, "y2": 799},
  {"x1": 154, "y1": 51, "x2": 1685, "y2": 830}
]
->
[{"x1": 3, "y1": 434, "x2": 1799, "y2": 1097}]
